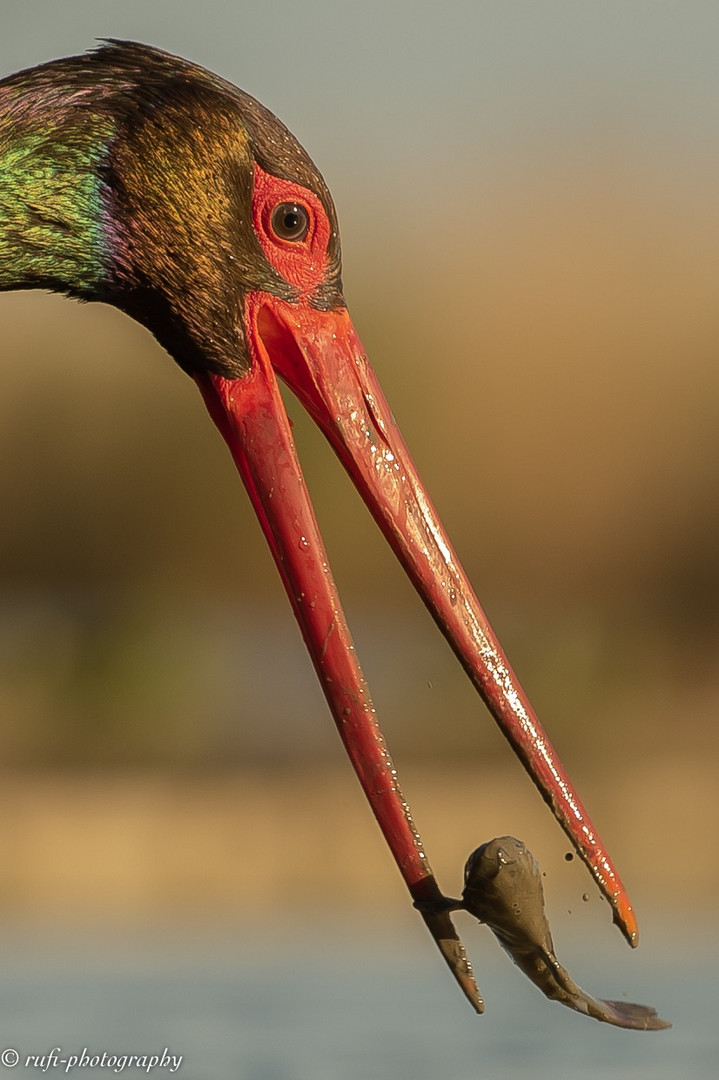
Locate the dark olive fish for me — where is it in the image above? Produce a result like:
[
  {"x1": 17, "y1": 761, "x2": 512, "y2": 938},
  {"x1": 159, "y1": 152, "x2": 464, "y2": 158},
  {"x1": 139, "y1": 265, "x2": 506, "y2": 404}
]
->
[{"x1": 459, "y1": 837, "x2": 670, "y2": 1030}]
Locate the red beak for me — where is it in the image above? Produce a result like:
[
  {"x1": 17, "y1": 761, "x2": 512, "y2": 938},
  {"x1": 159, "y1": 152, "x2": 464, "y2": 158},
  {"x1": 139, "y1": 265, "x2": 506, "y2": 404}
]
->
[{"x1": 195, "y1": 290, "x2": 637, "y2": 1010}]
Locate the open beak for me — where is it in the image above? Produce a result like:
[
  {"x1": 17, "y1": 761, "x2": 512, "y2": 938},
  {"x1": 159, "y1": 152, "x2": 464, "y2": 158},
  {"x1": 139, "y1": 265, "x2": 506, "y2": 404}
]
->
[{"x1": 194, "y1": 290, "x2": 637, "y2": 1009}]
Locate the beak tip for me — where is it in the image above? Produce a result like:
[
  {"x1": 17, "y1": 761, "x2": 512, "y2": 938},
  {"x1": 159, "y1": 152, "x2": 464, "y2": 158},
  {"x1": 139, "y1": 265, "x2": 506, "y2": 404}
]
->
[
  {"x1": 416, "y1": 902, "x2": 485, "y2": 1013},
  {"x1": 614, "y1": 901, "x2": 640, "y2": 948}
]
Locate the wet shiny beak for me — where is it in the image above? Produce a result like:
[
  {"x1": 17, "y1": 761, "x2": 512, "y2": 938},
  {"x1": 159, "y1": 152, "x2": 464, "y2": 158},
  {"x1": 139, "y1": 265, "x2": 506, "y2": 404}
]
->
[{"x1": 195, "y1": 290, "x2": 637, "y2": 1010}]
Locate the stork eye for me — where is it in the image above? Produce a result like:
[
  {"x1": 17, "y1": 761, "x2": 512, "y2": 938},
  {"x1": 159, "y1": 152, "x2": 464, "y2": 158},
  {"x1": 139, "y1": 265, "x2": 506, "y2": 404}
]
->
[{"x1": 270, "y1": 202, "x2": 309, "y2": 242}]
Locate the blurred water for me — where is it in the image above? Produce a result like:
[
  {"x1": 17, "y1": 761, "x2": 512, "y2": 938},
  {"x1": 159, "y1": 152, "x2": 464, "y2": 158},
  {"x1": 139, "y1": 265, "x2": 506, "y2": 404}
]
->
[{"x1": 0, "y1": 919, "x2": 711, "y2": 1080}]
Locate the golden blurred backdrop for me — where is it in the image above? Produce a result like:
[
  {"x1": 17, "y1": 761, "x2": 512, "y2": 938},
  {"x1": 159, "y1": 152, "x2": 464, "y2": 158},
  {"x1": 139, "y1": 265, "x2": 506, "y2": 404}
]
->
[{"x1": 1, "y1": 4, "x2": 718, "y2": 926}]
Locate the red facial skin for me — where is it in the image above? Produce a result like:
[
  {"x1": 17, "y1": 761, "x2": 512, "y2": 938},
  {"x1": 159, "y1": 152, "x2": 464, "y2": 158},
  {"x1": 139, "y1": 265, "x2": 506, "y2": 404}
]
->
[{"x1": 195, "y1": 164, "x2": 637, "y2": 1011}]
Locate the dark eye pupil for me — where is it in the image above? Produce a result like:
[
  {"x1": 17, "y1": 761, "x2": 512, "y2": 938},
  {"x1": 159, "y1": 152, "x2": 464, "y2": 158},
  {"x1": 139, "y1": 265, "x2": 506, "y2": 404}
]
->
[{"x1": 271, "y1": 202, "x2": 309, "y2": 241}]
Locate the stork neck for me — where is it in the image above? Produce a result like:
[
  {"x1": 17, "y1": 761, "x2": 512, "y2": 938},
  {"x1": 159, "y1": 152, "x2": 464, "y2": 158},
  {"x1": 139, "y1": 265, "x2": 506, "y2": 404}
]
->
[{"x1": 0, "y1": 97, "x2": 109, "y2": 297}]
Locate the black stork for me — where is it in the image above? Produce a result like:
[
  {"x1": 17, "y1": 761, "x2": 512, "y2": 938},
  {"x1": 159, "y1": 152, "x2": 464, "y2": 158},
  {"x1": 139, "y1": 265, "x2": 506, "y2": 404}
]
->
[{"x1": 0, "y1": 42, "x2": 639, "y2": 1013}]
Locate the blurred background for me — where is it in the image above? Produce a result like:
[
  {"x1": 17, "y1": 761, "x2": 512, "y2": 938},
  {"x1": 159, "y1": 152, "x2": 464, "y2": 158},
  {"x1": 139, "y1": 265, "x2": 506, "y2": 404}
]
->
[{"x1": 0, "y1": 3, "x2": 717, "y2": 1076}]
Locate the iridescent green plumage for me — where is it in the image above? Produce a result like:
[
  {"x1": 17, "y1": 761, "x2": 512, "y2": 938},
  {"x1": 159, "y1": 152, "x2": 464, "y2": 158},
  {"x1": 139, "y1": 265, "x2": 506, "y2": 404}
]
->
[{"x1": 0, "y1": 76, "x2": 113, "y2": 296}]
